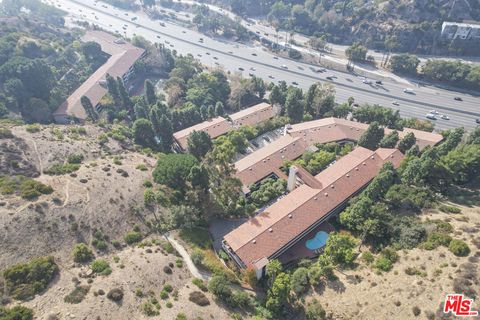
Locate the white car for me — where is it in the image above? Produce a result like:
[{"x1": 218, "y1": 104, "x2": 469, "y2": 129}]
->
[
  {"x1": 430, "y1": 110, "x2": 439, "y2": 114},
  {"x1": 426, "y1": 113, "x2": 437, "y2": 120},
  {"x1": 441, "y1": 114, "x2": 450, "y2": 120},
  {"x1": 392, "y1": 101, "x2": 399, "y2": 106},
  {"x1": 362, "y1": 79, "x2": 372, "y2": 84},
  {"x1": 281, "y1": 64, "x2": 288, "y2": 69},
  {"x1": 403, "y1": 88, "x2": 415, "y2": 94}
]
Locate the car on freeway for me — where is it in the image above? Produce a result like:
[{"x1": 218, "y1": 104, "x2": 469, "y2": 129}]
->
[
  {"x1": 156, "y1": 35, "x2": 161, "y2": 39},
  {"x1": 375, "y1": 80, "x2": 383, "y2": 85},
  {"x1": 292, "y1": 81, "x2": 299, "y2": 85},
  {"x1": 430, "y1": 110, "x2": 439, "y2": 114},
  {"x1": 131, "y1": 17, "x2": 137, "y2": 21},
  {"x1": 228, "y1": 51, "x2": 233, "y2": 54},
  {"x1": 281, "y1": 65, "x2": 288, "y2": 69},
  {"x1": 317, "y1": 68, "x2": 326, "y2": 72},
  {"x1": 249, "y1": 73, "x2": 254, "y2": 76},
  {"x1": 352, "y1": 103, "x2": 359, "y2": 108},
  {"x1": 403, "y1": 88, "x2": 415, "y2": 94},
  {"x1": 213, "y1": 56, "x2": 218, "y2": 60},
  {"x1": 454, "y1": 97, "x2": 463, "y2": 101},
  {"x1": 214, "y1": 62, "x2": 220, "y2": 65},
  {"x1": 326, "y1": 76, "x2": 334, "y2": 80},
  {"x1": 441, "y1": 115, "x2": 450, "y2": 120},
  {"x1": 268, "y1": 75, "x2": 275, "y2": 79},
  {"x1": 362, "y1": 79, "x2": 372, "y2": 84},
  {"x1": 250, "y1": 67, "x2": 256, "y2": 71},
  {"x1": 159, "y1": 22, "x2": 166, "y2": 27},
  {"x1": 206, "y1": 52, "x2": 210, "y2": 55},
  {"x1": 297, "y1": 66, "x2": 304, "y2": 70},
  {"x1": 182, "y1": 31, "x2": 186, "y2": 33},
  {"x1": 426, "y1": 113, "x2": 437, "y2": 120},
  {"x1": 197, "y1": 54, "x2": 202, "y2": 57},
  {"x1": 273, "y1": 56, "x2": 279, "y2": 60},
  {"x1": 252, "y1": 53, "x2": 257, "y2": 56},
  {"x1": 392, "y1": 101, "x2": 399, "y2": 106},
  {"x1": 238, "y1": 67, "x2": 244, "y2": 71},
  {"x1": 476, "y1": 119, "x2": 480, "y2": 124}
]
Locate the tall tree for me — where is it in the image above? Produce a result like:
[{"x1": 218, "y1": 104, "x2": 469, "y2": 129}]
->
[
  {"x1": 116, "y1": 77, "x2": 132, "y2": 112},
  {"x1": 398, "y1": 132, "x2": 416, "y2": 153},
  {"x1": 215, "y1": 101, "x2": 225, "y2": 116},
  {"x1": 285, "y1": 87, "x2": 304, "y2": 123},
  {"x1": 133, "y1": 119, "x2": 157, "y2": 149},
  {"x1": 80, "y1": 95, "x2": 98, "y2": 121},
  {"x1": 358, "y1": 122, "x2": 385, "y2": 150},
  {"x1": 379, "y1": 130, "x2": 399, "y2": 148},
  {"x1": 187, "y1": 130, "x2": 213, "y2": 159},
  {"x1": 145, "y1": 79, "x2": 157, "y2": 105},
  {"x1": 105, "y1": 73, "x2": 121, "y2": 106},
  {"x1": 158, "y1": 115, "x2": 173, "y2": 152}
]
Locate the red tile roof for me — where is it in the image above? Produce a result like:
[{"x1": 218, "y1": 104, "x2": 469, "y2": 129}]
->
[
  {"x1": 173, "y1": 117, "x2": 233, "y2": 151},
  {"x1": 224, "y1": 147, "x2": 404, "y2": 269},
  {"x1": 54, "y1": 31, "x2": 145, "y2": 120},
  {"x1": 230, "y1": 102, "x2": 275, "y2": 127}
]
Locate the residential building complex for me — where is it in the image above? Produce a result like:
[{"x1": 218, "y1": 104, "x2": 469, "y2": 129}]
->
[
  {"x1": 223, "y1": 117, "x2": 444, "y2": 278},
  {"x1": 173, "y1": 102, "x2": 275, "y2": 151},
  {"x1": 54, "y1": 31, "x2": 145, "y2": 123}
]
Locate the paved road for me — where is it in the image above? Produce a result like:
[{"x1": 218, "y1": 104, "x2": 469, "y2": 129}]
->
[{"x1": 47, "y1": 0, "x2": 480, "y2": 130}]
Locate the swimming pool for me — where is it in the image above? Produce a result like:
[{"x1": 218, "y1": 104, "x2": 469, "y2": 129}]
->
[{"x1": 305, "y1": 231, "x2": 329, "y2": 250}]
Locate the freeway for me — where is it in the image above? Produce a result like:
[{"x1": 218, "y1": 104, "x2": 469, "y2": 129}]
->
[{"x1": 48, "y1": 0, "x2": 480, "y2": 130}]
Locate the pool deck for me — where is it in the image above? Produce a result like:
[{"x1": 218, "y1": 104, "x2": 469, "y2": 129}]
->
[{"x1": 278, "y1": 222, "x2": 334, "y2": 265}]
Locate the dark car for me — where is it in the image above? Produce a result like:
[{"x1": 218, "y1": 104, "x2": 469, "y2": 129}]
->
[
  {"x1": 454, "y1": 97, "x2": 463, "y2": 101},
  {"x1": 476, "y1": 118, "x2": 480, "y2": 124},
  {"x1": 238, "y1": 67, "x2": 244, "y2": 71},
  {"x1": 375, "y1": 80, "x2": 383, "y2": 85},
  {"x1": 292, "y1": 81, "x2": 298, "y2": 85}
]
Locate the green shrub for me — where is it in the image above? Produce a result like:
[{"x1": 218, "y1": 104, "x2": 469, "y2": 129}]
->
[
  {"x1": 361, "y1": 251, "x2": 374, "y2": 264},
  {"x1": 176, "y1": 313, "x2": 187, "y2": 320},
  {"x1": 107, "y1": 288, "x2": 123, "y2": 301},
  {"x1": 45, "y1": 163, "x2": 80, "y2": 175},
  {"x1": 98, "y1": 133, "x2": 108, "y2": 145},
  {"x1": 163, "y1": 284, "x2": 173, "y2": 293},
  {"x1": 0, "y1": 305, "x2": 34, "y2": 319},
  {"x1": 290, "y1": 267, "x2": 309, "y2": 294},
  {"x1": 438, "y1": 204, "x2": 461, "y2": 214},
  {"x1": 189, "y1": 291, "x2": 210, "y2": 306},
  {"x1": 230, "y1": 290, "x2": 252, "y2": 308},
  {"x1": 0, "y1": 127, "x2": 14, "y2": 138},
  {"x1": 25, "y1": 124, "x2": 41, "y2": 133},
  {"x1": 67, "y1": 154, "x2": 84, "y2": 164},
  {"x1": 143, "y1": 180, "x2": 153, "y2": 188},
  {"x1": 305, "y1": 299, "x2": 326, "y2": 320},
  {"x1": 64, "y1": 285, "x2": 90, "y2": 304},
  {"x1": 192, "y1": 278, "x2": 208, "y2": 292},
  {"x1": 166, "y1": 301, "x2": 173, "y2": 308},
  {"x1": 124, "y1": 231, "x2": 142, "y2": 245},
  {"x1": 72, "y1": 243, "x2": 94, "y2": 263},
  {"x1": 90, "y1": 259, "x2": 112, "y2": 275},
  {"x1": 449, "y1": 240, "x2": 470, "y2": 257},
  {"x1": 141, "y1": 301, "x2": 160, "y2": 316},
  {"x1": 191, "y1": 249, "x2": 205, "y2": 266},
  {"x1": 136, "y1": 164, "x2": 148, "y2": 171},
  {"x1": 432, "y1": 220, "x2": 454, "y2": 233},
  {"x1": 175, "y1": 259, "x2": 183, "y2": 268},
  {"x1": 375, "y1": 248, "x2": 398, "y2": 272},
  {"x1": 423, "y1": 232, "x2": 452, "y2": 250},
  {"x1": 3, "y1": 256, "x2": 58, "y2": 300},
  {"x1": 19, "y1": 179, "x2": 53, "y2": 200}
]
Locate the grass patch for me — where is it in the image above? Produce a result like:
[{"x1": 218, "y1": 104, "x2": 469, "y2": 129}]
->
[
  {"x1": 91, "y1": 259, "x2": 112, "y2": 276},
  {"x1": 0, "y1": 175, "x2": 53, "y2": 200},
  {"x1": 136, "y1": 164, "x2": 148, "y2": 171},
  {"x1": 178, "y1": 228, "x2": 212, "y2": 250},
  {"x1": 0, "y1": 127, "x2": 14, "y2": 138},
  {"x1": 25, "y1": 124, "x2": 41, "y2": 133},
  {"x1": 438, "y1": 204, "x2": 461, "y2": 214}
]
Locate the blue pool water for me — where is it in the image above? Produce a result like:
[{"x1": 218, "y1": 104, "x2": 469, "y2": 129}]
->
[{"x1": 305, "y1": 231, "x2": 329, "y2": 250}]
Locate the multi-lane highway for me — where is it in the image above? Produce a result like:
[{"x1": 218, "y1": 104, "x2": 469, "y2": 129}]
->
[{"x1": 47, "y1": 0, "x2": 480, "y2": 130}]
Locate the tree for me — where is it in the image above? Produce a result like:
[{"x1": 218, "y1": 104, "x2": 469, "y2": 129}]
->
[
  {"x1": 332, "y1": 103, "x2": 352, "y2": 119},
  {"x1": 153, "y1": 154, "x2": 199, "y2": 190},
  {"x1": 466, "y1": 127, "x2": 480, "y2": 145},
  {"x1": 187, "y1": 131, "x2": 213, "y2": 159},
  {"x1": 398, "y1": 132, "x2": 416, "y2": 153},
  {"x1": 215, "y1": 101, "x2": 225, "y2": 116},
  {"x1": 305, "y1": 299, "x2": 326, "y2": 320},
  {"x1": 322, "y1": 232, "x2": 356, "y2": 266},
  {"x1": 145, "y1": 79, "x2": 157, "y2": 105},
  {"x1": 23, "y1": 97, "x2": 52, "y2": 123},
  {"x1": 389, "y1": 54, "x2": 420, "y2": 75},
  {"x1": 266, "y1": 272, "x2": 291, "y2": 314},
  {"x1": 358, "y1": 122, "x2": 384, "y2": 150},
  {"x1": 285, "y1": 87, "x2": 304, "y2": 123},
  {"x1": 266, "y1": 259, "x2": 282, "y2": 286},
  {"x1": 252, "y1": 76, "x2": 266, "y2": 99},
  {"x1": 72, "y1": 243, "x2": 94, "y2": 263},
  {"x1": 305, "y1": 83, "x2": 335, "y2": 118},
  {"x1": 158, "y1": 115, "x2": 173, "y2": 152},
  {"x1": 4, "y1": 78, "x2": 29, "y2": 106},
  {"x1": 189, "y1": 165, "x2": 210, "y2": 191},
  {"x1": 117, "y1": 77, "x2": 132, "y2": 112},
  {"x1": 80, "y1": 95, "x2": 98, "y2": 121},
  {"x1": 269, "y1": 85, "x2": 285, "y2": 107},
  {"x1": 81, "y1": 41, "x2": 102, "y2": 62},
  {"x1": 290, "y1": 267, "x2": 309, "y2": 294},
  {"x1": 208, "y1": 275, "x2": 232, "y2": 300},
  {"x1": 345, "y1": 42, "x2": 367, "y2": 61},
  {"x1": 0, "y1": 305, "x2": 34, "y2": 320},
  {"x1": 379, "y1": 130, "x2": 399, "y2": 148},
  {"x1": 133, "y1": 119, "x2": 157, "y2": 149},
  {"x1": 106, "y1": 73, "x2": 121, "y2": 106},
  {"x1": 134, "y1": 102, "x2": 148, "y2": 120},
  {"x1": 207, "y1": 105, "x2": 215, "y2": 119}
]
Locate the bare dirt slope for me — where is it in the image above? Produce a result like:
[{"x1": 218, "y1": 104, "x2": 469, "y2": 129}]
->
[{"x1": 0, "y1": 125, "x2": 155, "y2": 268}]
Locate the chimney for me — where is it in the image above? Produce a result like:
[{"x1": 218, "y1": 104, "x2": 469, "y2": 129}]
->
[{"x1": 287, "y1": 165, "x2": 299, "y2": 192}]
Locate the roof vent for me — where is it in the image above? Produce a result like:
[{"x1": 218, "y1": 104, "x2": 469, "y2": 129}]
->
[
  {"x1": 252, "y1": 239, "x2": 256, "y2": 244},
  {"x1": 363, "y1": 162, "x2": 366, "y2": 166},
  {"x1": 355, "y1": 167, "x2": 359, "y2": 171},
  {"x1": 346, "y1": 174, "x2": 350, "y2": 177},
  {"x1": 390, "y1": 155, "x2": 394, "y2": 158},
  {"x1": 314, "y1": 197, "x2": 318, "y2": 200},
  {"x1": 371, "y1": 156, "x2": 375, "y2": 159},
  {"x1": 269, "y1": 228, "x2": 273, "y2": 232},
  {"x1": 324, "y1": 193, "x2": 328, "y2": 197},
  {"x1": 249, "y1": 168, "x2": 252, "y2": 171},
  {"x1": 263, "y1": 160, "x2": 266, "y2": 163},
  {"x1": 281, "y1": 155, "x2": 285, "y2": 159},
  {"x1": 331, "y1": 185, "x2": 334, "y2": 189},
  {"x1": 267, "y1": 157, "x2": 270, "y2": 160},
  {"x1": 356, "y1": 129, "x2": 359, "y2": 131},
  {"x1": 288, "y1": 214, "x2": 293, "y2": 219}
]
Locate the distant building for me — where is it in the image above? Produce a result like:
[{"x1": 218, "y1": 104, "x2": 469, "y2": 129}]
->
[
  {"x1": 172, "y1": 102, "x2": 276, "y2": 151},
  {"x1": 54, "y1": 31, "x2": 145, "y2": 123},
  {"x1": 441, "y1": 22, "x2": 480, "y2": 41}
]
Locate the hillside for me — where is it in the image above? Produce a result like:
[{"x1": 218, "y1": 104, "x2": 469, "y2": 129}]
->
[{"x1": 0, "y1": 124, "x2": 155, "y2": 267}]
